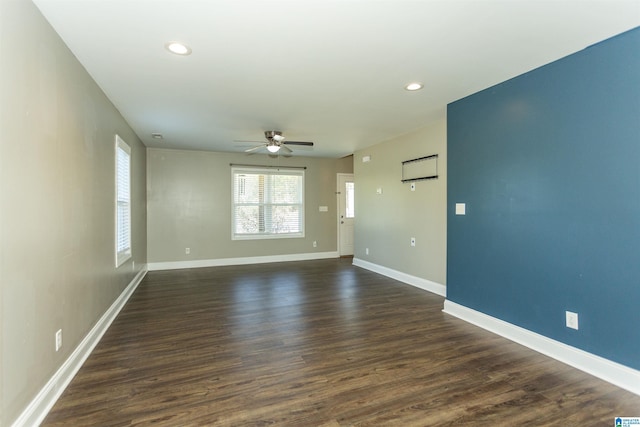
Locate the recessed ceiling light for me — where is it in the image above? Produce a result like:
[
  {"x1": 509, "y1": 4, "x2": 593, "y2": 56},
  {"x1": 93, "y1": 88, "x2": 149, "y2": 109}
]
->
[
  {"x1": 165, "y1": 42, "x2": 191, "y2": 56},
  {"x1": 405, "y1": 82, "x2": 424, "y2": 91},
  {"x1": 151, "y1": 133, "x2": 164, "y2": 140}
]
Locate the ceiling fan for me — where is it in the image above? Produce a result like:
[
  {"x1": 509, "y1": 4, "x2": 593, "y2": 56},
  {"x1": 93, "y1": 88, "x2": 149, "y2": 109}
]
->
[{"x1": 242, "y1": 131, "x2": 314, "y2": 154}]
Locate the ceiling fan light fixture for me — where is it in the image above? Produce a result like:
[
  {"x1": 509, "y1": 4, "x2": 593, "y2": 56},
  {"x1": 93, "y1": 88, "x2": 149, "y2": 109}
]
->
[
  {"x1": 267, "y1": 144, "x2": 281, "y2": 153},
  {"x1": 165, "y1": 42, "x2": 192, "y2": 56},
  {"x1": 405, "y1": 82, "x2": 423, "y2": 91}
]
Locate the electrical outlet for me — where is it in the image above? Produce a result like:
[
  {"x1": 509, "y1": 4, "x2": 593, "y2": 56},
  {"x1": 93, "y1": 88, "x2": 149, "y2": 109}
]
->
[
  {"x1": 55, "y1": 329, "x2": 62, "y2": 352},
  {"x1": 410, "y1": 237, "x2": 416, "y2": 247},
  {"x1": 185, "y1": 247, "x2": 190, "y2": 255},
  {"x1": 566, "y1": 311, "x2": 579, "y2": 330},
  {"x1": 365, "y1": 248, "x2": 369, "y2": 255},
  {"x1": 313, "y1": 241, "x2": 317, "y2": 248}
]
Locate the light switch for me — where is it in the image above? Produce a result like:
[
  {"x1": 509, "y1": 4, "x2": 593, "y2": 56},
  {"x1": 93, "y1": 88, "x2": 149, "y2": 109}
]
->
[
  {"x1": 566, "y1": 311, "x2": 579, "y2": 330},
  {"x1": 319, "y1": 206, "x2": 328, "y2": 212},
  {"x1": 376, "y1": 187, "x2": 383, "y2": 195},
  {"x1": 455, "y1": 203, "x2": 466, "y2": 215}
]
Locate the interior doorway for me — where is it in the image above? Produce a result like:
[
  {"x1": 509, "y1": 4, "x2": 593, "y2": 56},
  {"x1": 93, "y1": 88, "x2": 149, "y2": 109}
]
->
[{"x1": 337, "y1": 173, "x2": 354, "y2": 256}]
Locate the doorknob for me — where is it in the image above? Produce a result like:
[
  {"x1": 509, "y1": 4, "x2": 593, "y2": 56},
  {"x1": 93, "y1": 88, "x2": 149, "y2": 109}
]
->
[{"x1": 341, "y1": 221, "x2": 344, "y2": 224}]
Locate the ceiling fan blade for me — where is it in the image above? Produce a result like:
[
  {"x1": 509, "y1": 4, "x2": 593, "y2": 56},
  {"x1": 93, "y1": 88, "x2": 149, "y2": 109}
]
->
[
  {"x1": 245, "y1": 144, "x2": 266, "y2": 153},
  {"x1": 279, "y1": 143, "x2": 292, "y2": 153},
  {"x1": 234, "y1": 140, "x2": 264, "y2": 144},
  {"x1": 283, "y1": 141, "x2": 314, "y2": 146}
]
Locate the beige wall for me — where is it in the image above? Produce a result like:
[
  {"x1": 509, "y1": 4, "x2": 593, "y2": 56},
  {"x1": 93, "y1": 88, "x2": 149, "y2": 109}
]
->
[
  {"x1": 354, "y1": 119, "x2": 447, "y2": 286},
  {"x1": 147, "y1": 149, "x2": 353, "y2": 263},
  {"x1": 0, "y1": 1, "x2": 147, "y2": 425}
]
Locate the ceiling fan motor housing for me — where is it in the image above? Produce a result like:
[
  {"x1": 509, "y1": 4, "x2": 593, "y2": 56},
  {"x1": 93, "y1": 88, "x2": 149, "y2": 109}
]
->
[{"x1": 264, "y1": 130, "x2": 283, "y2": 141}]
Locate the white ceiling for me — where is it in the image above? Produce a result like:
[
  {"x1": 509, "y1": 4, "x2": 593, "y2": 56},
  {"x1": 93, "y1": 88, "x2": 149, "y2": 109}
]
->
[{"x1": 33, "y1": 0, "x2": 639, "y2": 158}]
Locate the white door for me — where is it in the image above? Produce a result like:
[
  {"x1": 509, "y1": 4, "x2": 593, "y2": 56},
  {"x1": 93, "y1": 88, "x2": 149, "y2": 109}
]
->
[{"x1": 337, "y1": 173, "x2": 355, "y2": 256}]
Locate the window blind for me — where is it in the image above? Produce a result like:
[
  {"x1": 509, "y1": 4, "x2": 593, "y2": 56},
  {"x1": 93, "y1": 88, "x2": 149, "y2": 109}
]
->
[
  {"x1": 232, "y1": 167, "x2": 304, "y2": 239},
  {"x1": 115, "y1": 135, "x2": 131, "y2": 266}
]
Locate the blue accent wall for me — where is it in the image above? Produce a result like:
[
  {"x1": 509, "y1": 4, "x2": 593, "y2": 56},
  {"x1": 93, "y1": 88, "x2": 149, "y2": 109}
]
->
[{"x1": 447, "y1": 27, "x2": 640, "y2": 370}]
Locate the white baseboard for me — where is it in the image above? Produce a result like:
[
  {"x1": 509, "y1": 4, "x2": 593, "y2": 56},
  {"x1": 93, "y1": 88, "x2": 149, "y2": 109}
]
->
[
  {"x1": 443, "y1": 299, "x2": 640, "y2": 397},
  {"x1": 11, "y1": 267, "x2": 148, "y2": 427},
  {"x1": 352, "y1": 258, "x2": 446, "y2": 297},
  {"x1": 147, "y1": 251, "x2": 339, "y2": 271}
]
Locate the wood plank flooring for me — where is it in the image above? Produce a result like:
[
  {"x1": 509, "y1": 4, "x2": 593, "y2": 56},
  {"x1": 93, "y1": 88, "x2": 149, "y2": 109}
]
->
[{"x1": 42, "y1": 258, "x2": 640, "y2": 426}]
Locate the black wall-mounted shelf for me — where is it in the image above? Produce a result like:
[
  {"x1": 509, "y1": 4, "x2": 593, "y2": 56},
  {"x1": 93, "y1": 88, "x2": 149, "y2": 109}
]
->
[{"x1": 401, "y1": 154, "x2": 438, "y2": 182}]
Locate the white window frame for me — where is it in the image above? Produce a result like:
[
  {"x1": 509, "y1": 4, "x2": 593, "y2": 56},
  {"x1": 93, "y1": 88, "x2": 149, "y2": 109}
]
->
[
  {"x1": 345, "y1": 181, "x2": 355, "y2": 219},
  {"x1": 231, "y1": 167, "x2": 305, "y2": 240},
  {"x1": 115, "y1": 135, "x2": 132, "y2": 267}
]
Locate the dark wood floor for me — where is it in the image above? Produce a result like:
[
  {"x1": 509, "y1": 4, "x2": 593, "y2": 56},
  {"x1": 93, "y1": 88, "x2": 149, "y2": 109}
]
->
[{"x1": 43, "y1": 258, "x2": 639, "y2": 426}]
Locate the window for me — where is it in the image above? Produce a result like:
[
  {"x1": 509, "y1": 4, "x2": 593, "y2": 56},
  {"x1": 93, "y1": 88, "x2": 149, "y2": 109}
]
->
[
  {"x1": 115, "y1": 135, "x2": 131, "y2": 266},
  {"x1": 345, "y1": 181, "x2": 355, "y2": 219},
  {"x1": 232, "y1": 167, "x2": 304, "y2": 240}
]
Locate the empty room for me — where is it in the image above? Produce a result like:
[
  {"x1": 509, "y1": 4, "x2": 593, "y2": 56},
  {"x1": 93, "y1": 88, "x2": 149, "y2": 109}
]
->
[{"x1": 1, "y1": 1, "x2": 639, "y2": 426}]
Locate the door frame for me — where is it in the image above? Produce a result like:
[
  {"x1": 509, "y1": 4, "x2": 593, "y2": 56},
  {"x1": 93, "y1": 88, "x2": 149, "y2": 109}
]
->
[{"x1": 336, "y1": 173, "x2": 354, "y2": 256}]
